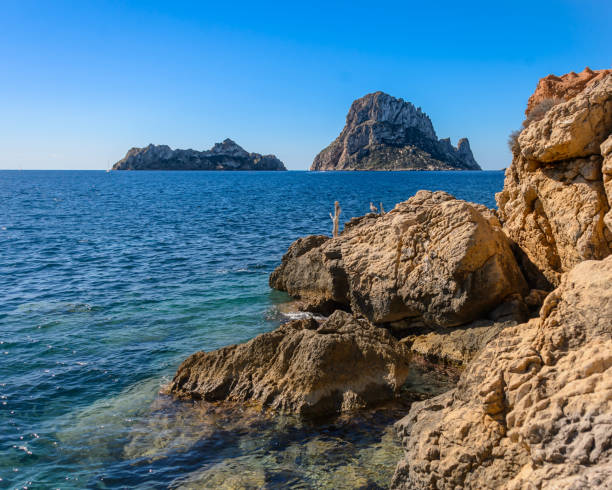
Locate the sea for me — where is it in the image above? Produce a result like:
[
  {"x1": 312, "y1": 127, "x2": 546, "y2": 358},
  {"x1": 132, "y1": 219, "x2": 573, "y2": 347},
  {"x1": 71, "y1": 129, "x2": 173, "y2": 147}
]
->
[{"x1": 0, "y1": 170, "x2": 504, "y2": 489}]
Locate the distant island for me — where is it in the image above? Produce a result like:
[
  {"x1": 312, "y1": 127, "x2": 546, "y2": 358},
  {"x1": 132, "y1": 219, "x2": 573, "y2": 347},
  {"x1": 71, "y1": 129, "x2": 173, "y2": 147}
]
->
[
  {"x1": 311, "y1": 92, "x2": 481, "y2": 171},
  {"x1": 112, "y1": 139, "x2": 286, "y2": 171}
]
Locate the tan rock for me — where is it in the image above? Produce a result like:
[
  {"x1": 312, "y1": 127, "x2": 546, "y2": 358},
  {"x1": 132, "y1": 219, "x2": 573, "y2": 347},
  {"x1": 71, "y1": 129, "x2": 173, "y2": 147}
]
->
[
  {"x1": 401, "y1": 320, "x2": 513, "y2": 366},
  {"x1": 272, "y1": 191, "x2": 527, "y2": 327},
  {"x1": 602, "y1": 134, "x2": 612, "y2": 232},
  {"x1": 167, "y1": 311, "x2": 410, "y2": 417},
  {"x1": 526, "y1": 67, "x2": 612, "y2": 115},
  {"x1": 519, "y1": 74, "x2": 612, "y2": 162},
  {"x1": 269, "y1": 235, "x2": 349, "y2": 314},
  {"x1": 497, "y1": 73, "x2": 612, "y2": 287},
  {"x1": 392, "y1": 256, "x2": 612, "y2": 489}
]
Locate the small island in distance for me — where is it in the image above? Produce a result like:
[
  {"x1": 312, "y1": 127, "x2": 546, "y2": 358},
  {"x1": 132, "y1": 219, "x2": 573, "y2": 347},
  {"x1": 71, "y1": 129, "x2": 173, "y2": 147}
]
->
[
  {"x1": 112, "y1": 138, "x2": 287, "y2": 171},
  {"x1": 311, "y1": 92, "x2": 482, "y2": 171}
]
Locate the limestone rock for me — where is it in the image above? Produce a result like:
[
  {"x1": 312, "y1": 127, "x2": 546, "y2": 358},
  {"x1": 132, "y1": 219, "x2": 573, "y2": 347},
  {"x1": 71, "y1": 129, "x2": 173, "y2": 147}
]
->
[
  {"x1": 112, "y1": 138, "x2": 286, "y2": 171},
  {"x1": 526, "y1": 67, "x2": 612, "y2": 116},
  {"x1": 519, "y1": 75, "x2": 612, "y2": 162},
  {"x1": 497, "y1": 73, "x2": 612, "y2": 287},
  {"x1": 271, "y1": 191, "x2": 527, "y2": 327},
  {"x1": 310, "y1": 92, "x2": 481, "y2": 171},
  {"x1": 269, "y1": 235, "x2": 349, "y2": 314},
  {"x1": 167, "y1": 310, "x2": 411, "y2": 417},
  {"x1": 602, "y1": 134, "x2": 612, "y2": 233},
  {"x1": 400, "y1": 320, "x2": 514, "y2": 366},
  {"x1": 392, "y1": 256, "x2": 612, "y2": 489}
]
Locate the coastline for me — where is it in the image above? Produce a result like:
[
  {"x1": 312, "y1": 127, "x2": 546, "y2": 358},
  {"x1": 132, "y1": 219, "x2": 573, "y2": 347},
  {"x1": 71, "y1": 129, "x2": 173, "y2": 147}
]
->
[{"x1": 166, "y1": 70, "x2": 612, "y2": 488}]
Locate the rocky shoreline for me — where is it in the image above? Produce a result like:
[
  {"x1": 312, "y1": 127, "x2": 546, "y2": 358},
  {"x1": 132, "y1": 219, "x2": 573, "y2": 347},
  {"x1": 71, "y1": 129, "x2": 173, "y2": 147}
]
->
[{"x1": 167, "y1": 69, "x2": 612, "y2": 488}]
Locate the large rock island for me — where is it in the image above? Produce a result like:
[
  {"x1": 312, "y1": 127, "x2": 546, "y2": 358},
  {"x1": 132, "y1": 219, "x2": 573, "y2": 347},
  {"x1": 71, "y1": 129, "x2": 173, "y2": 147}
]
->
[
  {"x1": 112, "y1": 138, "x2": 286, "y2": 171},
  {"x1": 311, "y1": 92, "x2": 481, "y2": 171}
]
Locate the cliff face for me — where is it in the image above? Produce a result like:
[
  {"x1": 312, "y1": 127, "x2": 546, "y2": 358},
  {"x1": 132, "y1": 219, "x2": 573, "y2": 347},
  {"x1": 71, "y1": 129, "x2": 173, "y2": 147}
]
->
[
  {"x1": 497, "y1": 73, "x2": 612, "y2": 288},
  {"x1": 112, "y1": 139, "x2": 286, "y2": 171},
  {"x1": 311, "y1": 92, "x2": 481, "y2": 171},
  {"x1": 393, "y1": 70, "x2": 612, "y2": 490}
]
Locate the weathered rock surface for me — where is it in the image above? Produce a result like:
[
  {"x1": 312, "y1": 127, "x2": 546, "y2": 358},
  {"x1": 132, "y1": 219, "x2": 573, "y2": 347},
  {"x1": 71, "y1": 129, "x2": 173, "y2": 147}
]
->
[
  {"x1": 311, "y1": 92, "x2": 481, "y2": 171},
  {"x1": 167, "y1": 310, "x2": 411, "y2": 417},
  {"x1": 497, "y1": 73, "x2": 612, "y2": 287},
  {"x1": 526, "y1": 67, "x2": 612, "y2": 115},
  {"x1": 400, "y1": 319, "x2": 518, "y2": 366},
  {"x1": 271, "y1": 191, "x2": 527, "y2": 327},
  {"x1": 392, "y1": 256, "x2": 612, "y2": 489},
  {"x1": 112, "y1": 138, "x2": 286, "y2": 171},
  {"x1": 268, "y1": 235, "x2": 349, "y2": 314}
]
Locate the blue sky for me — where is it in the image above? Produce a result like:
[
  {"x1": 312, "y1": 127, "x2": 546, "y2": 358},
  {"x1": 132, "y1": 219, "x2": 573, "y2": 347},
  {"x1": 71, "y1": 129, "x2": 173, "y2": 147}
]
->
[{"x1": 1, "y1": 1, "x2": 610, "y2": 170}]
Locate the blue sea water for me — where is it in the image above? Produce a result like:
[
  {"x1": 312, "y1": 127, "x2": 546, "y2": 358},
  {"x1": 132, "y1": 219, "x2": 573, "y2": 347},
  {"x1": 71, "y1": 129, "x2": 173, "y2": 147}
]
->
[{"x1": 0, "y1": 170, "x2": 504, "y2": 489}]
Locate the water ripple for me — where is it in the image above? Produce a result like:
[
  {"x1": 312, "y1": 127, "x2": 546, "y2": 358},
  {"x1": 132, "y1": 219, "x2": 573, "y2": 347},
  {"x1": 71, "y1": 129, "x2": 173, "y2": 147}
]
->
[{"x1": 0, "y1": 169, "x2": 504, "y2": 487}]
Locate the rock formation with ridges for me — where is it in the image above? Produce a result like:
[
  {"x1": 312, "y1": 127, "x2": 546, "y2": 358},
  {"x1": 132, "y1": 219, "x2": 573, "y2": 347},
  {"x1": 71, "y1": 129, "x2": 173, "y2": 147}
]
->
[
  {"x1": 392, "y1": 256, "x2": 612, "y2": 489},
  {"x1": 270, "y1": 190, "x2": 527, "y2": 327},
  {"x1": 112, "y1": 138, "x2": 286, "y2": 171},
  {"x1": 497, "y1": 73, "x2": 612, "y2": 288},
  {"x1": 167, "y1": 310, "x2": 411, "y2": 417},
  {"x1": 311, "y1": 92, "x2": 481, "y2": 171},
  {"x1": 391, "y1": 68, "x2": 612, "y2": 490}
]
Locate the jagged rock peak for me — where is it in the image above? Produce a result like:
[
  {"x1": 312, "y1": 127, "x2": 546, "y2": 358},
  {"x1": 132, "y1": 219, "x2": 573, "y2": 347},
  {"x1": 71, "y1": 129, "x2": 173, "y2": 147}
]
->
[
  {"x1": 112, "y1": 140, "x2": 286, "y2": 171},
  {"x1": 209, "y1": 138, "x2": 249, "y2": 157},
  {"x1": 345, "y1": 92, "x2": 437, "y2": 140},
  {"x1": 311, "y1": 91, "x2": 481, "y2": 171},
  {"x1": 526, "y1": 66, "x2": 612, "y2": 115}
]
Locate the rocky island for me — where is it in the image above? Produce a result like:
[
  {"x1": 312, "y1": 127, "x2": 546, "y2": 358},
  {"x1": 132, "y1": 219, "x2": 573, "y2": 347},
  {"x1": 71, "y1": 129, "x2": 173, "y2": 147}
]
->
[
  {"x1": 167, "y1": 69, "x2": 612, "y2": 488},
  {"x1": 112, "y1": 138, "x2": 286, "y2": 171},
  {"x1": 310, "y1": 92, "x2": 481, "y2": 171}
]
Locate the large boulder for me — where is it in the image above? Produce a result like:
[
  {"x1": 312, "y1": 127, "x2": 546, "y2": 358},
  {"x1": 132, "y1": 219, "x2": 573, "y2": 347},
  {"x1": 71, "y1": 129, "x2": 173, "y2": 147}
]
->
[
  {"x1": 269, "y1": 235, "x2": 349, "y2": 314},
  {"x1": 271, "y1": 191, "x2": 527, "y2": 327},
  {"x1": 167, "y1": 311, "x2": 411, "y2": 417},
  {"x1": 497, "y1": 73, "x2": 612, "y2": 287},
  {"x1": 392, "y1": 256, "x2": 612, "y2": 489}
]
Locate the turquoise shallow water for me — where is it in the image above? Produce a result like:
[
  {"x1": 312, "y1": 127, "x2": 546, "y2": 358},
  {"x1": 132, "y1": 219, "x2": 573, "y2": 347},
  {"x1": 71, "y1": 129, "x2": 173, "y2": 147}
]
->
[{"x1": 0, "y1": 170, "x2": 504, "y2": 488}]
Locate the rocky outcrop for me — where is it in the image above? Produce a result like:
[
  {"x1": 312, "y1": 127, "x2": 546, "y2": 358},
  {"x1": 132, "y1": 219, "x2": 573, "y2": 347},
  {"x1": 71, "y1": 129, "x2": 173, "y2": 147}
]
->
[
  {"x1": 526, "y1": 67, "x2": 612, "y2": 115},
  {"x1": 268, "y1": 235, "x2": 349, "y2": 314},
  {"x1": 392, "y1": 256, "x2": 612, "y2": 489},
  {"x1": 310, "y1": 92, "x2": 481, "y2": 171},
  {"x1": 112, "y1": 138, "x2": 286, "y2": 171},
  {"x1": 271, "y1": 191, "x2": 527, "y2": 327},
  {"x1": 167, "y1": 310, "x2": 411, "y2": 417},
  {"x1": 400, "y1": 319, "x2": 519, "y2": 366},
  {"x1": 497, "y1": 73, "x2": 612, "y2": 287}
]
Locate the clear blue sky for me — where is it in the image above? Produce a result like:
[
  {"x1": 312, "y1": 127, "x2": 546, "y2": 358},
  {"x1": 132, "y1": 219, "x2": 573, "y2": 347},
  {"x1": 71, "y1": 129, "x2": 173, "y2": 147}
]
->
[{"x1": 1, "y1": 1, "x2": 610, "y2": 170}]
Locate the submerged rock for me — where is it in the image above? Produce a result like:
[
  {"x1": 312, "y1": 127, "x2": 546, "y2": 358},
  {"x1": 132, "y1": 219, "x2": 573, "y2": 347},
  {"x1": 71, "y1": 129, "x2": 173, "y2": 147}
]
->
[
  {"x1": 168, "y1": 311, "x2": 411, "y2": 417},
  {"x1": 497, "y1": 73, "x2": 612, "y2": 287},
  {"x1": 310, "y1": 92, "x2": 481, "y2": 171},
  {"x1": 112, "y1": 138, "x2": 286, "y2": 171},
  {"x1": 392, "y1": 256, "x2": 612, "y2": 489},
  {"x1": 271, "y1": 191, "x2": 527, "y2": 327}
]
